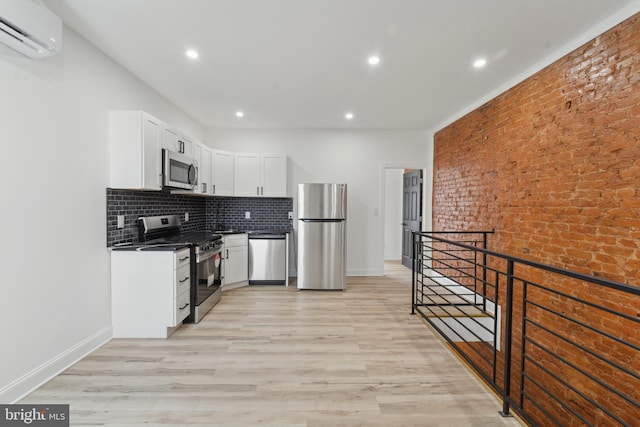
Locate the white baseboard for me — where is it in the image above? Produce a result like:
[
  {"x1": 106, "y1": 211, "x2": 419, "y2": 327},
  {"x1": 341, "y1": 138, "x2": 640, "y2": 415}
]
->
[
  {"x1": 347, "y1": 268, "x2": 383, "y2": 276},
  {"x1": 0, "y1": 326, "x2": 112, "y2": 403}
]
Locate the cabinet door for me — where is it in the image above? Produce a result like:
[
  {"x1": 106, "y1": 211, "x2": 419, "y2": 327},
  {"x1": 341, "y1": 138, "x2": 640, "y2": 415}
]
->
[
  {"x1": 161, "y1": 124, "x2": 180, "y2": 152},
  {"x1": 142, "y1": 115, "x2": 161, "y2": 190},
  {"x1": 193, "y1": 142, "x2": 211, "y2": 194},
  {"x1": 211, "y1": 149, "x2": 234, "y2": 196},
  {"x1": 179, "y1": 134, "x2": 194, "y2": 157},
  {"x1": 110, "y1": 111, "x2": 162, "y2": 191},
  {"x1": 225, "y1": 245, "x2": 248, "y2": 284},
  {"x1": 262, "y1": 154, "x2": 287, "y2": 197},
  {"x1": 200, "y1": 144, "x2": 212, "y2": 194},
  {"x1": 234, "y1": 153, "x2": 261, "y2": 197}
]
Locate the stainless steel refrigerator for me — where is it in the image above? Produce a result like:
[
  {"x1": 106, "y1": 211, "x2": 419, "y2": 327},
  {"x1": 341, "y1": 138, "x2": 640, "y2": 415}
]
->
[{"x1": 297, "y1": 183, "x2": 347, "y2": 290}]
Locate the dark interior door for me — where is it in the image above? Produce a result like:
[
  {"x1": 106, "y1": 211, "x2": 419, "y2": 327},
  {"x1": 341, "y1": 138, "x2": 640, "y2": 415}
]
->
[{"x1": 402, "y1": 170, "x2": 422, "y2": 269}]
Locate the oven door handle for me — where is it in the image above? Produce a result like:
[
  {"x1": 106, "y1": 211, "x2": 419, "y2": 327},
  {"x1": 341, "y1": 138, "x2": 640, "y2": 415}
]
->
[{"x1": 196, "y1": 250, "x2": 220, "y2": 263}]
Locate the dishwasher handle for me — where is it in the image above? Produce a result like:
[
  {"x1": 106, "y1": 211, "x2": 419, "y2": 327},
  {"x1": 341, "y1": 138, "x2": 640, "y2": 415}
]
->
[{"x1": 248, "y1": 234, "x2": 286, "y2": 240}]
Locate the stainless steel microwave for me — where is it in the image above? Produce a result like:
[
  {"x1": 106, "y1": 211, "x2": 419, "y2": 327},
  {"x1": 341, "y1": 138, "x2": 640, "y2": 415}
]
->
[{"x1": 162, "y1": 149, "x2": 198, "y2": 190}]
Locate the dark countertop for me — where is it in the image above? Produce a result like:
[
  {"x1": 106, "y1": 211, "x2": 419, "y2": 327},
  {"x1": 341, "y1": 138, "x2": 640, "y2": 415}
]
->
[
  {"x1": 110, "y1": 242, "x2": 191, "y2": 251},
  {"x1": 213, "y1": 229, "x2": 246, "y2": 235}
]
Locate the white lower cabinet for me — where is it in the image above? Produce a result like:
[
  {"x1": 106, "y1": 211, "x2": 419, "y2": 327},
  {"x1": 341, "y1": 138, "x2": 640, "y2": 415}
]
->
[
  {"x1": 222, "y1": 234, "x2": 248, "y2": 290},
  {"x1": 111, "y1": 248, "x2": 191, "y2": 338}
]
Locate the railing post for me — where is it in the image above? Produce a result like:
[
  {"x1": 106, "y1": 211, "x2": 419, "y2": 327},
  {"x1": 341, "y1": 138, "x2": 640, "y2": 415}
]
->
[
  {"x1": 482, "y1": 232, "x2": 488, "y2": 312},
  {"x1": 500, "y1": 259, "x2": 515, "y2": 417},
  {"x1": 411, "y1": 232, "x2": 416, "y2": 314},
  {"x1": 473, "y1": 241, "x2": 479, "y2": 299}
]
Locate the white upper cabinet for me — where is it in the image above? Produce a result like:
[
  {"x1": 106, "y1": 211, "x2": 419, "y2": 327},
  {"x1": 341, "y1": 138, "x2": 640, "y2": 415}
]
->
[
  {"x1": 110, "y1": 111, "x2": 162, "y2": 190},
  {"x1": 179, "y1": 133, "x2": 194, "y2": 158},
  {"x1": 161, "y1": 123, "x2": 179, "y2": 152},
  {"x1": 193, "y1": 142, "x2": 211, "y2": 195},
  {"x1": 211, "y1": 149, "x2": 234, "y2": 196},
  {"x1": 234, "y1": 153, "x2": 262, "y2": 197},
  {"x1": 110, "y1": 110, "x2": 288, "y2": 197},
  {"x1": 234, "y1": 153, "x2": 287, "y2": 197},
  {"x1": 262, "y1": 154, "x2": 287, "y2": 197},
  {"x1": 161, "y1": 123, "x2": 193, "y2": 157}
]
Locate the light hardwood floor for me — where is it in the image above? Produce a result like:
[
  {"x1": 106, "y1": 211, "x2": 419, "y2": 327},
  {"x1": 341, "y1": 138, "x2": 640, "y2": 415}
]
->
[{"x1": 22, "y1": 261, "x2": 522, "y2": 426}]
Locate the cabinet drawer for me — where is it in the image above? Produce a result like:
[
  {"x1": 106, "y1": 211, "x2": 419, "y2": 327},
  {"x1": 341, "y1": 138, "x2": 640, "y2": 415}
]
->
[
  {"x1": 176, "y1": 264, "x2": 191, "y2": 295},
  {"x1": 224, "y1": 234, "x2": 248, "y2": 247},
  {"x1": 175, "y1": 289, "x2": 190, "y2": 324},
  {"x1": 175, "y1": 248, "x2": 191, "y2": 269}
]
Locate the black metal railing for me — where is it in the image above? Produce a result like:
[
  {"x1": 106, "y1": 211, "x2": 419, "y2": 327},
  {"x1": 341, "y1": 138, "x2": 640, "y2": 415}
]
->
[{"x1": 411, "y1": 231, "x2": 640, "y2": 427}]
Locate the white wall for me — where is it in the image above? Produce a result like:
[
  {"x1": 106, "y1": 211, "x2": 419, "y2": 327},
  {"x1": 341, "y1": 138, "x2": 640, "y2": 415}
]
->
[
  {"x1": 384, "y1": 169, "x2": 404, "y2": 260},
  {"x1": 0, "y1": 27, "x2": 204, "y2": 402},
  {"x1": 206, "y1": 129, "x2": 430, "y2": 276}
]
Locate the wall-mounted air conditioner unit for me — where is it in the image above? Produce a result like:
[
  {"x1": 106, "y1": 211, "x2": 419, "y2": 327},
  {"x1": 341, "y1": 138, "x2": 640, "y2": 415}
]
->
[{"x1": 0, "y1": 0, "x2": 62, "y2": 58}]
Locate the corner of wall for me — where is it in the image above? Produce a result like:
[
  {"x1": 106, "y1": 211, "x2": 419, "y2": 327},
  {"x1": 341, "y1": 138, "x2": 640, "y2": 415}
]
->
[{"x1": 0, "y1": 327, "x2": 112, "y2": 403}]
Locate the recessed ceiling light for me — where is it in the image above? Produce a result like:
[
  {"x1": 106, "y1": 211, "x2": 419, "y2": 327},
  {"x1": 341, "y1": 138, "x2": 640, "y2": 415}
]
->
[
  {"x1": 368, "y1": 56, "x2": 380, "y2": 66},
  {"x1": 235, "y1": 111, "x2": 244, "y2": 118},
  {"x1": 345, "y1": 113, "x2": 354, "y2": 120},
  {"x1": 185, "y1": 49, "x2": 199, "y2": 59},
  {"x1": 473, "y1": 58, "x2": 487, "y2": 68}
]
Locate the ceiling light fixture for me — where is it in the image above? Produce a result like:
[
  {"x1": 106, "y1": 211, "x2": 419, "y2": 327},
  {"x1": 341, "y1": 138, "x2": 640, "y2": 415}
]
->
[
  {"x1": 473, "y1": 58, "x2": 487, "y2": 68},
  {"x1": 345, "y1": 112, "x2": 354, "y2": 120},
  {"x1": 185, "y1": 49, "x2": 199, "y2": 59},
  {"x1": 368, "y1": 56, "x2": 380, "y2": 66},
  {"x1": 235, "y1": 111, "x2": 244, "y2": 118}
]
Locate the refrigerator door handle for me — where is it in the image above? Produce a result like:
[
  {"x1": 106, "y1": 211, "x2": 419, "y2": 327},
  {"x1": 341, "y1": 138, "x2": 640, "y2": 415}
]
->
[{"x1": 300, "y1": 218, "x2": 343, "y2": 222}]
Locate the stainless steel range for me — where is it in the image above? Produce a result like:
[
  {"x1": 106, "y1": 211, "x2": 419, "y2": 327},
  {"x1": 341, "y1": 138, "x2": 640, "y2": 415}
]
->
[{"x1": 138, "y1": 215, "x2": 223, "y2": 323}]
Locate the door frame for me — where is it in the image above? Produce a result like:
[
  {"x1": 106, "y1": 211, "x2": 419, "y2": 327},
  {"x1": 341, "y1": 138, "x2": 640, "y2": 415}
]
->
[{"x1": 378, "y1": 163, "x2": 431, "y2": 275}]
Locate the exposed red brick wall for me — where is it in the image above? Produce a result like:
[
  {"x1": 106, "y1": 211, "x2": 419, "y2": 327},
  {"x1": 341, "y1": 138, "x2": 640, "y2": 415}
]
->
[
  {"x1": 432, "y1": 12, "x2": 640, "y2": 427},
  {"x1": 433, "y1": 14, "x2": 640, "y2": 286}
]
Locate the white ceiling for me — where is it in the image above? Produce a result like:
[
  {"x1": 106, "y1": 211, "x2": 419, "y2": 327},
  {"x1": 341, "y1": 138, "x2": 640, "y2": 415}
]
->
[{"x1": 44, "y1": 0, "x2": 639, "y2": 131}]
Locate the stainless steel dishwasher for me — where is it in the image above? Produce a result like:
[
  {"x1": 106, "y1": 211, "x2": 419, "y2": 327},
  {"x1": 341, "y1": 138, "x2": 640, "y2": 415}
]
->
[{"x1": 248, "y1": 232, "x2": 288, "y2": 285}]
